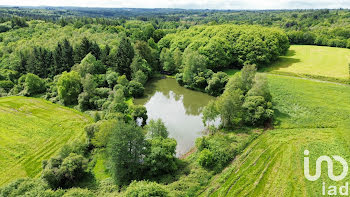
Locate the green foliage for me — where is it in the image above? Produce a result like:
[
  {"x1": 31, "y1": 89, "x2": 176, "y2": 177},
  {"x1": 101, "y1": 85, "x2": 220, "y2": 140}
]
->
[
  {"x1": 42, "y1": 142, "x2": 89, "y2": 189},
  {"x1": 63, "y1": 188, "x2": 95, "y2": 197},
  {"x1": 52, "y1": 39, "x2": 74, "y2": 76},
  {"x1": 117, "y1": 74, "x2": 129, "y2": 86},
  {"x1": 23, "y1": 73, "x2": 46, "y2": 96},
  {"x1": 146, "y1": 119, "x2": 169, "y2": 138},
  {"x1": 160, "y1": 48, "x2": 176, "y2": 74},
  {"x1": 130, "y1": 105, "x2": 148, "y2": 126},
  {"x1": 197, "y1": 149, "x2": 215, "y2": 169},
  {"x1": 202, "y1": 100, "x2": 219, "y2": 127},
  {"x1": 0, "y1": 80, "x2": 14, "y2": 92},
  {"x1": 57, "y1": 71, "x2": 82, "y2": 105},
  {"x1": 205, "y1": 72, "x2": 228, "y2": 96},
  {"x1": 160, "y1": 24, "x2": 289, "y2": 70},
  {"x1": 204, "y1": 65, "x2": 273, "y2": 128},
  {"x1": 144, "y1": 137, "x2": 178, "y2": 177},
  {"x1": 242, "y1": 96, "x2": 273, "y2": 126},
  {"x1": 114, "y1": 35, "x2": 134, "y2": 78},
  {"x1": 128, "y1": 80, "x2": 144, "y2": 97},
  {"x1": 73, "y1": 53, "x2": 105, "y2": 77},
  {"x1": 124, "y1": 181, "x2": 169, "y2": 197},
  {"x1": 107, "y1": 121, "x2": 146, "y2": 185},
  {"x1": 0, "y1": 178, "x2": 58, "y2": 197},
  {"x1": 106, "y1": 71, "x2": 119, "y2": 88}
]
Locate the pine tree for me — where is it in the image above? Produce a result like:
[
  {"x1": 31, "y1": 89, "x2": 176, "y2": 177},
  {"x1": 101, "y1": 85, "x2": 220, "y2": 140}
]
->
[
  {"x1": 53, "y1": 39, "x2": 74, "y2": 76},
  {"x1": 74, "y1": 37, "x2": 92, "y2": 64},
  {"x1": 114, "y1": 36, "x2": 134, "y2": 79}
]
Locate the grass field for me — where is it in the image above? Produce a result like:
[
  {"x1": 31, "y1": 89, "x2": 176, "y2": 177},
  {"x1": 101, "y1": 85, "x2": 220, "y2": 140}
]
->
[
  {"x1": 263, "y1": 45, "x2": 350, "y2": 79},
  {"x1": 0, "y1": 96, "x2": 91, "y2": 186},
  {"x1": 201, "y1": 74, "x2": 350, "y2": 196}
]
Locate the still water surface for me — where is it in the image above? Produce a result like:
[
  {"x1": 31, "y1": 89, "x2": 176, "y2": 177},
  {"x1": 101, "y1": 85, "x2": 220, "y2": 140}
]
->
[{"x1": 134, "y1": 77, "x2": 215, "y2": 156}]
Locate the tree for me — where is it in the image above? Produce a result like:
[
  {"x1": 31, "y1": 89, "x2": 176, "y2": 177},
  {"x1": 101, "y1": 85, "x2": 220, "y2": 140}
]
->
[
  {"x1": 117, "y1": 74, "x2": 129, "y2": 87},
  {"x1": 74, "y1": 37, "x2": 92, "y2": 64},
  {"x1": 146, "y1": 119, "x2": 168, "y2": 139},
  {"x1": 160, "y1": 48, "x2": 176, "y2": 74},
  {"x1": 107, "y1": 121, "x2": 147, "y2": 185},
  {"x1": 101, "y1": 44, "x2": 111, "y2": 67},
  {"x1": 182, "y1": 50, "x2": 207, "y2": 86},
  {"x1": 78, "y1": 74, "x2": 97, "y2": 111},
  {"x1": 205, "y1": 72, "x2": 228, "y2": 96},
  {"x1": 202, "y1": 100, "x2": 219, "y2": 128},
  {"x1": 23, "y1": 73, "x2": 46, "y2": 96},
  {"x1": 130, "y1": 105, "x2": 148, "y2": 126},
  {"x1": 73, "y1": 53, "x2": 104, "y2": 77},
  {"x1": 198, "y1": 148, "x2": 215, "y2": 169},
  {"x1": 216, "y1": 88, "x2": 244, "y2": 128},
  {"x1": 26, "y1": 47, "x2": 53, "y2": 78},
  {"x1": 152, "y1": 29, "x2": 165, "y2": 43},
  {"x1": 144, "y1": 137, "x2": 177, "y2": 177},
  {"x1": 128, "y1": 81, "x2": 144, "y2": 98},
  {"x1": 242, "y1": 96, "x2": 273, "y2": 126},
  {"x1": 57, "y1": 71, "x2": 82, "y2": 105},
  {"x1": 114, "y1": 36, "x2": 134, "y2": 78},
  {"x1": 241, "y1": 64, "x2": 257, "y2": 93},
  {"x1": 52, "y1": 39, "x2": 74, "y2": 76},
  {"x1": 42, "y1": 153, "x2": 88, "y2": 189},
  {"x1": 106, "y1": 71, "x2": 119, "y2": 88},
  {"x1": 133, "y1": 70, "x2": 148, "y2": 85}
]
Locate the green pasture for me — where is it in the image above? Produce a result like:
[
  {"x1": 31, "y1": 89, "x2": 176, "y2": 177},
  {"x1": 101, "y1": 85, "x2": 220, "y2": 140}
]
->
[
  {"x1": 264, "y1": 45, "x2": 350, "y2": 79},
  {"x1": 0, "y1": 96, "x2": 91, "y2": 186}
]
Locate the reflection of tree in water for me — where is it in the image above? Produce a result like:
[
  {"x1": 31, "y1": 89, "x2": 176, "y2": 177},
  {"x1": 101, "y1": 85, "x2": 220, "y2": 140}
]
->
[{"x1": 135, "y1": 77, "x2": 214, "y2": 116}]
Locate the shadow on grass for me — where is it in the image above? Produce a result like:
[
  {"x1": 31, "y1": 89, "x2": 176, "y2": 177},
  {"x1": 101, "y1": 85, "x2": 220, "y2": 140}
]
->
[
  {"x1": 273, "y1": 109, "x2": 291, "y2": 127},
  {"x1": 260, "y1": 50, "x2": 301, "y2": 72}
]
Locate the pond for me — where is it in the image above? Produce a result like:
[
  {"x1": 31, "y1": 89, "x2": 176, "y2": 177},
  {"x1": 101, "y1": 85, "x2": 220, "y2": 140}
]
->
[{"x1": 134, "y1": 77, "x2": 216, "y2": 157}]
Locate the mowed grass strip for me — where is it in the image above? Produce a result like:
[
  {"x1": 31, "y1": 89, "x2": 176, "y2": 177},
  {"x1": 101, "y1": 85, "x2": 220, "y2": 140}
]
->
[
  {"x1": 264, "y1": 45, "x2": 350, "y2": 79},
  {"x1": 203, "y1": 74, "x2": 350, "y2": 197},
  {"x1": 0, "y1": 96, "x2": 91, "y2": 186}
]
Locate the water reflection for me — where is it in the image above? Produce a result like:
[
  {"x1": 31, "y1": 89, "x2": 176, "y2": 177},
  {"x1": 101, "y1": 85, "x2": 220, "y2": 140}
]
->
[{"x1": 134, "y1": 77, "x2": 216, "y2": 156}]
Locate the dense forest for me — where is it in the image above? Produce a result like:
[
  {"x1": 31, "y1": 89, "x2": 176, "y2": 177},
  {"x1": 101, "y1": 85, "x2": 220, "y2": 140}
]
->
[{"x1": 0, "y1": 6, "x2": 350, "y2": 197}]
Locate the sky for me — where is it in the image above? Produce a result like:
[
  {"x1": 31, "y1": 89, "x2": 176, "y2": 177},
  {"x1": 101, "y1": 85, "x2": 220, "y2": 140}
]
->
[{"x1": 0, "y1": 0, "x2": 350, "y2": 10}]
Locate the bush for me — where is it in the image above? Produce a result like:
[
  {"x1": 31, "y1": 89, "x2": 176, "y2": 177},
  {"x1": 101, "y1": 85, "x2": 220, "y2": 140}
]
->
[
  {"x1": 198, "y1": 149, "x2": 215, "y2": 169},
  {"x1": 0, "y1": 178, "x2": 60, "y2": 197},
  {"x1": 42, "y1": 153, "x2": 88, "y2": 189},
  {"x1": 124, "y1": 181, "x2": 169, "y2": 197},
  {"x1": 205, "y1": 72, "x2": 228, "y2": 96},
  {"x1": 0, "y1": 80, "x2": 14, "y2": 92},
  {"x1": 128, "y1": 81, "x2": 144, "y2": 97}
]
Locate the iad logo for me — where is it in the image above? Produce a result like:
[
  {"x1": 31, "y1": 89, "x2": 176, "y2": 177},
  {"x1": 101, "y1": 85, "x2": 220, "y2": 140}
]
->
[
  {"x1": 304, "y1": 150, "x2": 349, "y2": 196},
  {"x1": 304, "y1": 150, "x2": 348, "y2": 181}
]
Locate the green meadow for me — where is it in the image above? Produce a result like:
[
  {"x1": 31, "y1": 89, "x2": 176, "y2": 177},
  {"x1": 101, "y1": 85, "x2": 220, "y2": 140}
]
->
[
  {"x1": 264, "y1": 45, "x2": 350, "y2": 80},
  {"x1": 202, "y1": 74, "x2": 350, "y2": 196},
  {"x1": 0, "y1": 96, "x2": 91, "y2": 186}
]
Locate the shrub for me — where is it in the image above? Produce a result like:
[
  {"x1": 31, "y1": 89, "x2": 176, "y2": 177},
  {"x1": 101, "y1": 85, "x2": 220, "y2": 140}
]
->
[
  {"x1": 0, "y1": 80, "x2": 14, "y2": 92},
  {"x1": 42, "y1": 153, "x2": 88, "y2": 189},
  {"x1": 0, "y1": 178, "x2": 60, "y2": 197},
  {"x1": 124, "y1": 181, "x2": 169, "y2": 197},
  {"x1": 128, "y1": 81, "x2": 144, "y2": 97},
  {"x1": 198, "y1": 149, "x2": 215, "y2": 169},
  {"x1": 205, "y1": 72, "x2": 228, "y2": 96}
]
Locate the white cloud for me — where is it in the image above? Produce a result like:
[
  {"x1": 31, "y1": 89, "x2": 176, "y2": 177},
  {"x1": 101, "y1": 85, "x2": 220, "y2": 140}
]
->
[{"x1": 0, "y1": 0, "x2": 349, "y2": 9}]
